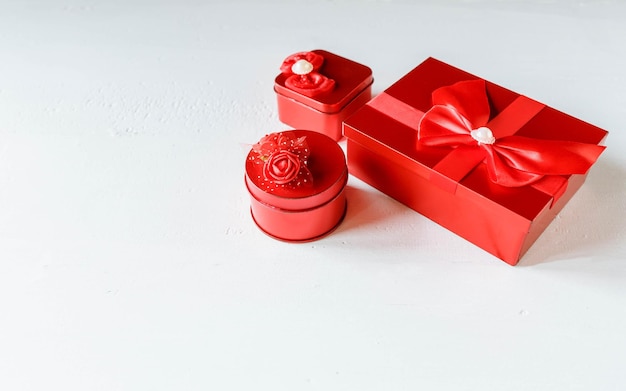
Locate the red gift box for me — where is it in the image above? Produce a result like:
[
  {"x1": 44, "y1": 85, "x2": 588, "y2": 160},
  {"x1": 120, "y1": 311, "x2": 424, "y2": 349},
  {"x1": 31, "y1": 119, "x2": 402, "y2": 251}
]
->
[
  {"x1": 275, "y1": 50, "x2": 373, "y2": 141},
  {"x1": 343, "y1": 58, "x2": 607, "y2": 265},
  {"x1": 245, "y1": 130, "x2": 348, "y2": 242}
]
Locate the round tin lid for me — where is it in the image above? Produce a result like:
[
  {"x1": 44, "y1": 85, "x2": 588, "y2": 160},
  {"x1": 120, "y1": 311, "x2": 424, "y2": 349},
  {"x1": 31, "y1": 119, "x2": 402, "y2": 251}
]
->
[
  {"x1": 245, "y1": 130, "x2": 347, "y2": 211},
  {"x1": 274, "y1": 50, "x2": 373, "y2": 114}
]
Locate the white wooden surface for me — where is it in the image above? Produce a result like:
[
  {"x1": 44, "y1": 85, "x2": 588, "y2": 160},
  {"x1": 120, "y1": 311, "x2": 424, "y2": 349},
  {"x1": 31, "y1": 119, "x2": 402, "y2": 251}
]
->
[{"x1": 1, "y1": 1, "x2": 625, "y2": 390}]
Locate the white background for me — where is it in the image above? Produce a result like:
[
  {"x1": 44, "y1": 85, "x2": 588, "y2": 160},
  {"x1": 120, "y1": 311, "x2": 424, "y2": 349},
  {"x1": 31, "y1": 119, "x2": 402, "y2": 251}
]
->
[{"x1": 1, "y1": 1, "x2": 625, "y2": 390}]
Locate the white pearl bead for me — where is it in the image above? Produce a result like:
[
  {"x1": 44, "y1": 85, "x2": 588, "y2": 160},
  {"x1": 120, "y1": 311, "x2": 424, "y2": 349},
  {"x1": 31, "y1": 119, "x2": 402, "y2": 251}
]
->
[
  {"x1": 470, "y1": 126, "x2": 495, "y2": 145},
  {"x1": 291, "y1": 59, "x2": 314, "y2": 75}
]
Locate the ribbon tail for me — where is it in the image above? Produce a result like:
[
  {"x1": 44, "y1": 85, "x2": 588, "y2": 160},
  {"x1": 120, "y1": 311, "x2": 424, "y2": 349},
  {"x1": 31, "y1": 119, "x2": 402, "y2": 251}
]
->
[
  {"x1": 484, "y1": 136, "x2": 606, "y2": 187},
  {"x1": 494, "y1": 136, "x2": 606, "y2": 175},
  {"x1": 483, "y1": 145, "x2": 544, "y2": 187}
]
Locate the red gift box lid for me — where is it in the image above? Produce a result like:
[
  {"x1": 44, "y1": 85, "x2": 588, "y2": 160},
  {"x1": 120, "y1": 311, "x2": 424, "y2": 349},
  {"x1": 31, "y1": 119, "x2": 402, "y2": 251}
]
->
[{"x1": 274, "y1": 50, "x2": 373, "y2": 114}]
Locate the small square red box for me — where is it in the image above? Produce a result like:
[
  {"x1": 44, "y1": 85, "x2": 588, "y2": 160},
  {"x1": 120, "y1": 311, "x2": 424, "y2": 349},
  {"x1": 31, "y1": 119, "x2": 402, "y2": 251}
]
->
[
  {"x1": 245, "y1": 130, "x2": 348, "y2": 242},
  {"x1": 275, "y1": 50, "x2": 373, "y2": 141},
  {"x1": 344, "y1": 58, "x2": 607, "y2": 265}
]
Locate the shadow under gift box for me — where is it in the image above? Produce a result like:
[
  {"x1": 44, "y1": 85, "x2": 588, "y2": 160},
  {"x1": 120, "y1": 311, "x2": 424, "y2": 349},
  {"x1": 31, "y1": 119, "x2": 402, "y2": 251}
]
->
[
  {"x1": 343, "y1": 57, "x2": 608, "y2": 265},
  {"x1": 274, "y1": 50, "x2": 373, "y2": 141},
  {"x1": 245, "y1": 130, "x2": 348, "y2": 242}
]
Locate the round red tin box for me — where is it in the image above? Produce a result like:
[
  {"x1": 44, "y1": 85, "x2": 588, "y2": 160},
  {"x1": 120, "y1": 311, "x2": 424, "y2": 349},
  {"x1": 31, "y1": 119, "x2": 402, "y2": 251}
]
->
[
  {"x1": 274, "y1": 50, "x2": 373, "y2": 141},
  {"x1": 245, "y1": 130, "x2": 348, "y2": 241}
]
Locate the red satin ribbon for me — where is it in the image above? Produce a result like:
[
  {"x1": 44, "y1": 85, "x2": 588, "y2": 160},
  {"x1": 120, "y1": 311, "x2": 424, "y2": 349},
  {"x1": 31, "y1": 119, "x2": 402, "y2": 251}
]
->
[{"x1": 417, "y1": 79, "x2": 606, "y2": 188}]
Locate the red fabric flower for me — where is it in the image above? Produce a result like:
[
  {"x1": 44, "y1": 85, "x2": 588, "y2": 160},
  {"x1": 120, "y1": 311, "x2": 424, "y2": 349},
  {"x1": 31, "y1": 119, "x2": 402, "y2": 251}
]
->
[
  {"x1": 251, "y1": 131, "x2": 313, "y2": 189},
  {"x1": 264, "y1": 150, "x2": 301, "y2": 185},
  {"x1": 280, "y1": 51, "x2": 335, "y2": 97}
]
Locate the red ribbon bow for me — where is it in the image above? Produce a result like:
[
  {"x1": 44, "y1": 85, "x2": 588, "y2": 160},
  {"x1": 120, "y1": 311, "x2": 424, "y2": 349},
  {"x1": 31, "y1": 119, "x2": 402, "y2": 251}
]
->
[
  {"x1": 417, "y1": 80, "x2": 605, "y2": 187},
  {"x1": 280, "y1": 52, "x2": 335, "y2": 97}
]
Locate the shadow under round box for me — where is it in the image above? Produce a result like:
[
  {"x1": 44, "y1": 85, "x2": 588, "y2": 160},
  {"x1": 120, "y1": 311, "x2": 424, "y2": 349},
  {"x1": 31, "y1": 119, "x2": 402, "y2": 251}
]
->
[
  {"x1": 343, "y1": 57, "x2": 608, "y2": 265},
  {"x1": 245, "y1": 130, "x2": 348, "y2": 242},
  {"x1": 274, "y1": 50, "x2": 373, "y2": 141}
]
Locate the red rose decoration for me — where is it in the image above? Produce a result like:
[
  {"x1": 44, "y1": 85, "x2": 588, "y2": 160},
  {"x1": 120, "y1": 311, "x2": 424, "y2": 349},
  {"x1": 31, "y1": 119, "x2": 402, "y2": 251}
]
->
[
  {"x1": 264, "y1": 150, "x2": 301, "y2": 185},
  {"x1": 280, "y1": 51, "x2": 335, "y2": 97},
  {"x1": 250, "y1": 131, "x2": 313, "y2": 189}
]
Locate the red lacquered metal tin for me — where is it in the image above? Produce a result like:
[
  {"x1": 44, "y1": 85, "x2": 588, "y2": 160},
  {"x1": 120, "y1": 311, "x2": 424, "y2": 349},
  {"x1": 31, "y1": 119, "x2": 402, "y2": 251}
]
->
[
  {"x1": 274, "y1": 50, "x2": 373, "y2": 141},
  {"x1": 245, "y1": 130, "x2": 348, "y2": 241}
]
